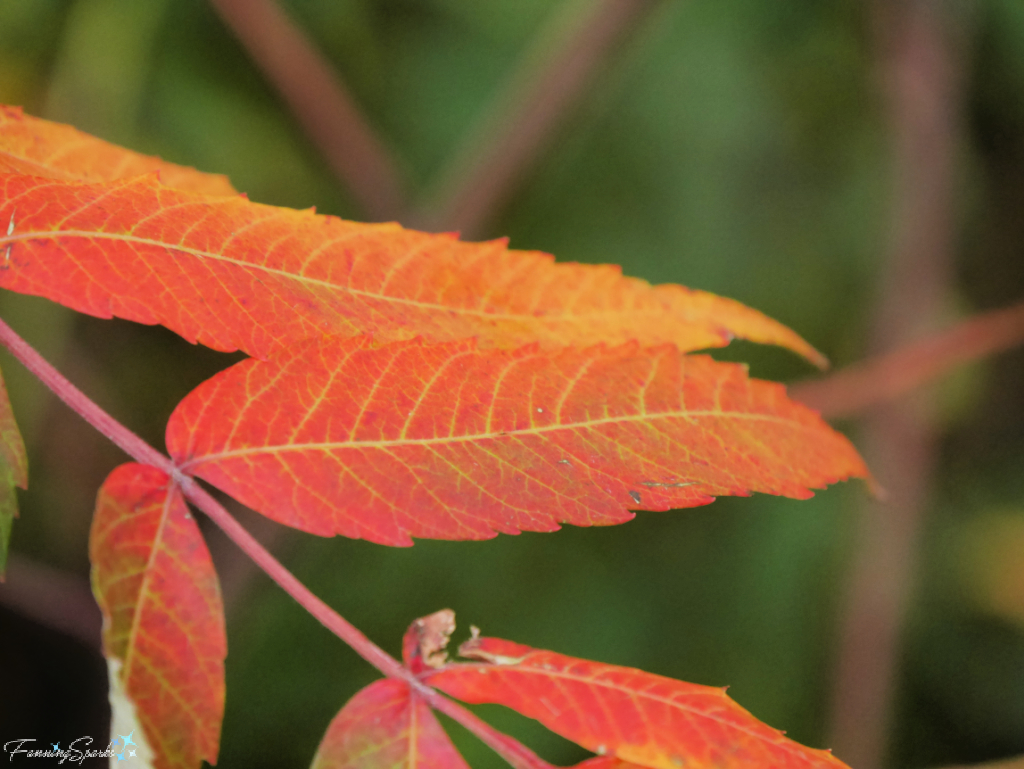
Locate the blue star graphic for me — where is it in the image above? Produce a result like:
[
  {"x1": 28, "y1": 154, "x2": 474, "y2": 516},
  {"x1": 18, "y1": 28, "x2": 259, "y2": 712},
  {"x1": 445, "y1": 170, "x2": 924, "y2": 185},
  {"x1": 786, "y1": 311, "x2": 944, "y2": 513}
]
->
[
  {"x1": 115, "y1": 752, "x2": 126, "y2": 762},
  {"x1": 119, "y1": 731, "x2": 137, "y2": 748},
  {"x1": 51, "y1": 743, "x2": 60, "y2": 752}
]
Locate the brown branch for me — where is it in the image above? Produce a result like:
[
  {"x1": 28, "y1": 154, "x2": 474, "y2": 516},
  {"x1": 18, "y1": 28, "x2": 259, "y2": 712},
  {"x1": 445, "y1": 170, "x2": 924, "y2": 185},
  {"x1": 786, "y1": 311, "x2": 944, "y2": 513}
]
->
[
  {"x1": 790, "y1": 301, "x2": 1024, "y2": 419},
  {"x1": 409, "y1": 0, "x2": 664, "y2": 238},
  {"x1": 209, "y1": 0, "x2": 405, "y2": 221},
  {"x1": 826, "y1": 2, "x2": 971, "y2": 766}
]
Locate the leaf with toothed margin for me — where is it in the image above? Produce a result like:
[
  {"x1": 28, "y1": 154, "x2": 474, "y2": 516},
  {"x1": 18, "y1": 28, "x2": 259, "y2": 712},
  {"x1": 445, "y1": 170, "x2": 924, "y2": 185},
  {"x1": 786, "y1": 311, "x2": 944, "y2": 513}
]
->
[
  {"x1": 90, "y1": 463, "x2": 225, "y2": 769},
  {"x1": 0, "y1": 109, "x2": 826, "y2": 363},
  {"x1": 427, "y1": 635, "x2": 851, "y2": 769},
  {"x1": 165, "y1": 335, "x2": 866, "y2": 546},
  {"x1": 0, "y1": 104, "x2": 236, "y2": 194}
]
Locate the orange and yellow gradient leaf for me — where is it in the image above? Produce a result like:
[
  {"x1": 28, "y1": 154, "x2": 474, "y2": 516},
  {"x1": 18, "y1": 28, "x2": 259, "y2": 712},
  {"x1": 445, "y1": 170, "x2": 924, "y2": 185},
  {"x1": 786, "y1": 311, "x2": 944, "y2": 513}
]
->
[
  {"x1": 0, "y1": 105, "x2": 235, "y2": 195},
  {"x1": 0, "y1": 169, "x2": 821, "y2": 363},
  {"x1": 428, "y1": 636, "x2": 850, "y2": 769},
  {"x1": 166, "y1": 336, "x2": 866, "y2": 546}
]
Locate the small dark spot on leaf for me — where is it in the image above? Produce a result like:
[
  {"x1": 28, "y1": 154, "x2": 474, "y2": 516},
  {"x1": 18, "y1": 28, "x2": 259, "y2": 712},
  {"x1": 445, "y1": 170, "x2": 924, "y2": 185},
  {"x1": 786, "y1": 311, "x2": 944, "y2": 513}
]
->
[{"x1": 628, "y1": 490, "x2": 641, "y2": 504}]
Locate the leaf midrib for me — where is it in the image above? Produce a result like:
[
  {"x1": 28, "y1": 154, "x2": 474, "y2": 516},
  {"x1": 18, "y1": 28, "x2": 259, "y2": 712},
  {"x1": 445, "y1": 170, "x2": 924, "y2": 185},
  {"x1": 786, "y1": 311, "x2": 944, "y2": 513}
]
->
[
  {"x1": 178, "y1": 410, "x2": 818, "y2": 468},
  {"x1": 437, "y1": 662, "x2": 828, "y2": 763},
  {"x1": 4, "y1": 230, "x2": 653, "y2": 323}
]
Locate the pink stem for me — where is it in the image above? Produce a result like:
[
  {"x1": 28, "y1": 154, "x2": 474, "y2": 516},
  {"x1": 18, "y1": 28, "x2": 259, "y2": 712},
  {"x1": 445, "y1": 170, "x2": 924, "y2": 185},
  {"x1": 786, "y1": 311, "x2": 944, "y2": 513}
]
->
[
  {"x1": 181, "y1": 479, "x2": 550, "y2": 769},
  {"x1": 0, "y1": 315, "x2": 548, "y2": 769}
]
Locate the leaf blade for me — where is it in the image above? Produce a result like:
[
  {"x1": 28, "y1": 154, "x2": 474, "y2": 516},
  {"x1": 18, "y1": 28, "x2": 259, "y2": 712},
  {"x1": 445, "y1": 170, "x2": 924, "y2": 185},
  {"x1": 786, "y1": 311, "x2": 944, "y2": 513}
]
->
[
  {"x1": 311, "y1": 679, "x2": 470, "y2": 769},
  {"x1": 0, "y1": 105, "x2": 235, "y2": 195},
  {"x1": 166, "y1": 336, "x2": 866, "y2": 545},
  {"x1": 0, "y1": 171, "x2": 822, "y2": 362},
  {"x1": 90, "y1": 463, "x2": 226, "y2": 769},
  {"x1": 428, "y1": 636, "x2": 849, "y2": 769},
  {"x1": 0, "y1": 364, "x2": 26, "y2": 580}
]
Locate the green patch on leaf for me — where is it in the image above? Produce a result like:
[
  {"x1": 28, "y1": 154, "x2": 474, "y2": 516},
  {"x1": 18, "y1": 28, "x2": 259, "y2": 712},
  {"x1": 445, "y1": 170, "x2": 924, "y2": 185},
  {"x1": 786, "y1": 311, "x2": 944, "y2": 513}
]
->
[{"x1": 0, "y1": 365, "x2": 27, "y2": 580}]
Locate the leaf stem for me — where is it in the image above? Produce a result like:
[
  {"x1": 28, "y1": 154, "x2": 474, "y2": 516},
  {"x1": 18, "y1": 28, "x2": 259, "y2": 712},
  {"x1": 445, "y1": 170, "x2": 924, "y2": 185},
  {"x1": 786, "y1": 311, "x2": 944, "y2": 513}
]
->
[
  {"x1": 0, "y1": 315, "x2": 549, "y2": 769},
  {"x1": 179, "y1": 480, "x2": 551, "y2": 769}
]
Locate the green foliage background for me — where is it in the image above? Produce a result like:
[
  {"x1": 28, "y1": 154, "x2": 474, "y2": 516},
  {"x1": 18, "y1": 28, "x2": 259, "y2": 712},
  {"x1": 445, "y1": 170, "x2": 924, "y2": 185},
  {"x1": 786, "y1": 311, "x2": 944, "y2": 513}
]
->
[{"x1": 1, "y1": 1, "x2": 1023, "y2": 767}]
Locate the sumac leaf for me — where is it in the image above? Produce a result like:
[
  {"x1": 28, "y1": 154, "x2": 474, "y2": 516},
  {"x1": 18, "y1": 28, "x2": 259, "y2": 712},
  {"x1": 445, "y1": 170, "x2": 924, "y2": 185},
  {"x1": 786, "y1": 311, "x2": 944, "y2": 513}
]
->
[
  {"x1": 428, "y1": 636, "x2": 849, "y2": 769},
  {"x1": 166, "y1": 336, "x2": 866, "y2": 545},
  {"x1": 311, "y1": 679, "x2": 469, "y2": 769},
  {"x1": 0, "y1": 104, "x2": 235, "y2": 194},
  {"x1": 0, "y1": 170, "x2": 822, "y2": 362},
  {"x1": 90, "y1": 463, "x2": 226, "y2": 769}
]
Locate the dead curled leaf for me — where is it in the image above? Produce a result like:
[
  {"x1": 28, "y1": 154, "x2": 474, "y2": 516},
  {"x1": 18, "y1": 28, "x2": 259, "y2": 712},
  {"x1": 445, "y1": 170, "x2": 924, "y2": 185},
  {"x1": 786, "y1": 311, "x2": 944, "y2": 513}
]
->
[{"x1": 402, "y1": 609, "x2": 457, "y2": 672}]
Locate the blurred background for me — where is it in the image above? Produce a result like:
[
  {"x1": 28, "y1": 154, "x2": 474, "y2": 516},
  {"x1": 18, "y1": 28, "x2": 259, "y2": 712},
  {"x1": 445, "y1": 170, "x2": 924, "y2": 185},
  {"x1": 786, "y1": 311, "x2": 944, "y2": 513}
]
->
[{"x1": 0, "y1": 0, "x2": 1022, "y2": 767}]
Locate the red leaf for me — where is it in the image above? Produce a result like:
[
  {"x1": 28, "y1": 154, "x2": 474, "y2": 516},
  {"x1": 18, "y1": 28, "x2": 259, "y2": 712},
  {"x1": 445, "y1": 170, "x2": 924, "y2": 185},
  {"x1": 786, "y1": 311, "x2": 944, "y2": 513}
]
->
[
  {"x1": 0, "y1": 365, "x2": 26, "y2": 580},
  {"x1": 90, "y1": 463, "x2": 226, "y2": 769},
  {"x1": 311, "y1": 679, "x2": 469, "y2": 769},
  {"x1": 0, "y1": 172, "x2": 823, "y2": 363},
  {"x1": 166, "y1": 336, "x2": 866, "y2": 545},
  {"x1": 0, "y1": 105, "x2": 236, "y2": 195},
  {"x1": 427, "y1": 636, "x2": 849, "y2": 769}
]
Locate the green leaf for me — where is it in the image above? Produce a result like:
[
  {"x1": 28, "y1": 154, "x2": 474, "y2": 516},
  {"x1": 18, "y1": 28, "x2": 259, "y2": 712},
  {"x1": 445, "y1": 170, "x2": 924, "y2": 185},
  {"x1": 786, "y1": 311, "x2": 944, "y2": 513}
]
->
[{"x1": 0, "y1": 364, "x2": 27, "y2": 580}]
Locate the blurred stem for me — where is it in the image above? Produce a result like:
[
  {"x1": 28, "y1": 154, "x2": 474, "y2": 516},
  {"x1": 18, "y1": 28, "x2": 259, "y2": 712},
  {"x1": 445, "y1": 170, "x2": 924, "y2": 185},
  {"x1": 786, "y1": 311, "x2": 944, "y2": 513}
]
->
[
  {"x1": 0, "y1": 553, "x2": 100, "y2": 649},
  {"x1": 408, "y1": 0, "x2": 663, "y2": 238},
  {"x1": 791, "y1": 300, "x2": 1024, "y2": 419},
  {"x1": 827, "y1": 2, "x2": 970, "y2": 766},
  {"x1": 939, "y1": 757, "x2": 1024, "y2": 769},
  {"x1": 0, "y1": 315, "x2": 549, "y2": 769},
  {"x1": 209, "y1": 0, "x2": 405, "y2": 221}
]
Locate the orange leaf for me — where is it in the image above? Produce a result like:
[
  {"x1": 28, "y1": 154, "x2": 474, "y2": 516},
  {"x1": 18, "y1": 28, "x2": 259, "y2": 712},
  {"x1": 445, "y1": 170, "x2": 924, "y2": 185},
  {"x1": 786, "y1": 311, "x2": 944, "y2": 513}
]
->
[
  {"x1": 0, "y1": 364, "x2": 26, "y2": 580},
  {"x1": 90, "y1": 463, "x2": 226, "y2": 769},
  {"x1": 311, "y1": 679, "x2": 470, "y2": 769},
  {"x1": 428, "y1": 636, "x2": 850, "y2": 769},
  {"x1": 0, "y1": 105, "x2": 235, "y2": 195},
  {"x1": 166, "y1": 336, "x2": 866, "y2": 546},
  {"x1": 0, "y1": 172, "x2": 823, "y2": 362},
  {"x1": 573, "y1": 758, "x2": 653, "y2": 769}
]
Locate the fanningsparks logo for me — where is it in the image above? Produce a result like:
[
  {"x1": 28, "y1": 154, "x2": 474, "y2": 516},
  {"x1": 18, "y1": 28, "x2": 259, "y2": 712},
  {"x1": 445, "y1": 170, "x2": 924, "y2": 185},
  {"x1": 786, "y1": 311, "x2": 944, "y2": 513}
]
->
[{"x1": 3, "y1": 731, "x2": 139, "y2": 763}]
